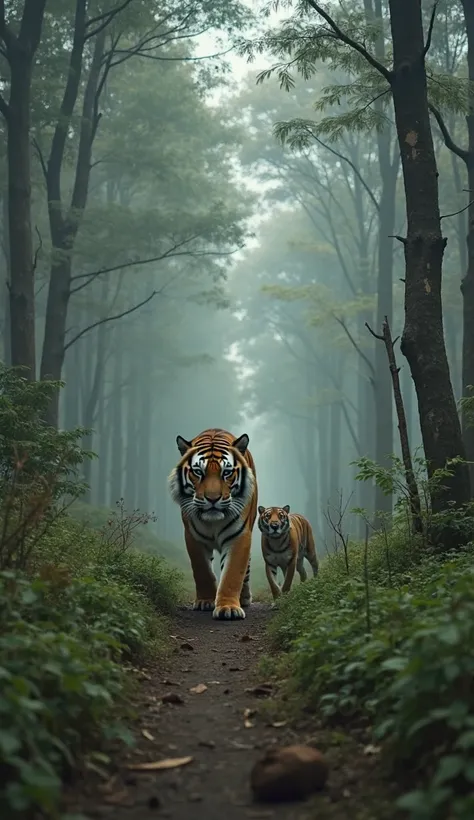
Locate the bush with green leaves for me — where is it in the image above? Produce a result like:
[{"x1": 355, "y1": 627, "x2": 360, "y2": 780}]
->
[
  {"x1": 0, "y1": 570, "x2": 148, "y2": 816},
  {"x1": 0, "y1": 368, "x2": 183, "y2": 817},
  {"x1": 0, "y1": 366, "x2": 91, "y2": 571},
  {"x1": 271, "y1": 549, "x2": 474, "y2": 820}
]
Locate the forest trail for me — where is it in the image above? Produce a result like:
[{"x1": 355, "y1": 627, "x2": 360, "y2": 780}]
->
[{"x1": 71, "y1": 603, "x2": 394, "y2": 820}]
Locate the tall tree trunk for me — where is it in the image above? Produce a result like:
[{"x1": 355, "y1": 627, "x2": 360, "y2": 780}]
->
[
  {"x1": 373, "y1": 159, "x2": 398, "y2": 522},
  {"x1": 303, "y1": 361, "x2": 318, "y2": 536},
  {"x1": 109, "y1": 326, "x2": 123, "y2": 506},
  {"x1": 97, "y1": 385, "x2": 110, "y2": 508},
  {"x1": 63, "y1": 333, "x2": 82, "y2": 430},
  {"x1": 136, "y1": 361, "x2": 152, "y2": 512},
  {"x1": 365, "y1": 0, "x2": 400, "y2": 524},
  {"x1": 1, "y1": 191, "x2": 11, "y2": 365},
  {"x1": 318, "y1": 401, "x2": 330, "y2": 542},
  {"x1": 124, "y1": 363, "x2": 138, "y2": 510},
  {"x1": 40, "y1": 25, "x2": 105, "y2": 427},
  {"x1": 2, "y1": 1, "x2": 48, "y2": 377},
  {"x1": 82, "y1": 315, "x2": 108, "y2": 502},
  {"x1": 389, "y1": 0, "x2": 470, "y2": 515},
  {"x1": 460, "y1": 0, "x2": 474, "y2": 491}
]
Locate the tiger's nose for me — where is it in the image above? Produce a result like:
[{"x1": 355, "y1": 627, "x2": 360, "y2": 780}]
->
[
  {"x1": 271, "y1": 522, "x2": 279, "y2": 529},
  {"x1": 205, "y1": 494, "x2": 220, "y2": 504}
]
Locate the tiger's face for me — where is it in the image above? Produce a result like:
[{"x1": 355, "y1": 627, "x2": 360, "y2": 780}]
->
[
  {"x1": 258, "y1": 505, "x2": 291, "y2": 538},
  {"x1": 169, "y1": 434, "x2": 254, "y2": 523}
]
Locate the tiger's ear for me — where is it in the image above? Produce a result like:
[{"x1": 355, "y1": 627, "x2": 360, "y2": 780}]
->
[
  {"x1": 232, "y1": 433, "x2": 249, "y2": 454},
  {"x1": 283, "y1": 504, "x2": 290, "y2": 514},
  {"x1": 176, "y1": 435, "x2": 192, "y2": 456},
  {"x1": 258, "y1": 506, "x2": 265, "y2": 515}
]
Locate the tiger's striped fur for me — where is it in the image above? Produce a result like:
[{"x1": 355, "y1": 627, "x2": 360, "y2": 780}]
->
[
  {"x1": 258, "y1": 505, "x2": 318, "y2": 600},
  {"x1": 168, "y1": 428, "x2": 257, "y2": 620}
]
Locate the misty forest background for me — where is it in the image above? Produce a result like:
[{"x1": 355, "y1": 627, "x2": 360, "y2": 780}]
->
[{"x1": 0, "y1": 0, "x2": 471, "y2": 576}]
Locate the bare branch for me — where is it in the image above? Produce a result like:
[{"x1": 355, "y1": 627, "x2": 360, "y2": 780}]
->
[
  {"x1": 440, "y1": 199, "x2": 474, "y2": 221},
  {"x1": 333, "y1": 314, "x2": 375, "y2": 380},
  {"x1": 310, "y1": 131, "x2": 380, "y2": 213},
  {"x1": 64, "y1": 289, "x2": 159, "y2": 351},
  {"x1": 305, "y1": 0, "x2": 392, "y2": 82},
  {"x1": 32, "y1": 137, "x2": 47, "y2": 179},
  {"x1": 0, "y1": 91, "x2": 8, "y2": 120},
  {"x1": 423, "y1": 2, "x2": 438, "y2": 58},
  {"x1": 429, "y1": 103, "x2": 468, "y2": 163},
  {"x1": 85, "y1": 0, "x2": 135, "y2": 39}
]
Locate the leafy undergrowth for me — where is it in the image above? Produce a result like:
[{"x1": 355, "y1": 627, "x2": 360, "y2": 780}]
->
[
  {"x1": 267, "y1": 522, "x2": 474, "y2": 820},
  {"x1": 0, "y1": 367, "x2": 184, "y2": 818}
]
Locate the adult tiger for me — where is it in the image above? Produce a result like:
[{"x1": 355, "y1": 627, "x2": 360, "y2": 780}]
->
[
  {"x1": 258, "y1": 505, "x2": 318, "y2": 600},
  {"x1": 168, "y1": 428, "x2": 257, "y2": 620}
]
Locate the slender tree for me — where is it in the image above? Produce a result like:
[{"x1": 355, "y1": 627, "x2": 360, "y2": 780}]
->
[{"x1": 0, "y1": 0, "x2": 48, "y2": 377}]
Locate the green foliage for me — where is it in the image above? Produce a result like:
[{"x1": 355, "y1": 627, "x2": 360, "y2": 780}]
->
[
  {"x1": 0, "y1": 366, "x2": 92, "y2": 572},
  {"x1": 0, "y1": 368, "x2": 183, "y2": 818},
  {"x1": 274, "y1": 550, "x2": 474, "y2": 820}
]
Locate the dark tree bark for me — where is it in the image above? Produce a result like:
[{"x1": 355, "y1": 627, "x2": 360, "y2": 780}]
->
[
  {"x1": 388, "y1": 0, "x2": 470, "y2": 513},
  {"x1": 40, "y1": 7, "x2": 105, "y2": 426},
  {"x1": 460, "y1": 0, "x2": 474, "y2": 490},
  {"x1": 0, "y1": 0, "x2": 48, "y2": 378},
  {"x1": 427, "y1": 0, "x2": 474, "y2": 490}
]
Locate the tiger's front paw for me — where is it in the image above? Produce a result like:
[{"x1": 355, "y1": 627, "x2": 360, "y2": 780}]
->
[
  {"x1": 193, "y1": 599, "x2": 215, "y2": 612},
  {"x1": 213, "y1": 599, "x2": 246, "y2": 620}
]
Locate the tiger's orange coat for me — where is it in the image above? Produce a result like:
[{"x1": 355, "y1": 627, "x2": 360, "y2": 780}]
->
[
  {"x1": 258, "y1": 506, "x2": 318, "y2": 600},
  {"x1": 169, "y1": 429, "x2": 257, "y2": 620}
]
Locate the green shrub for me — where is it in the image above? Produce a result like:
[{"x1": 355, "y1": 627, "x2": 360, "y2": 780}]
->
[
  {"x1": 0, "y1": 571, "x2": 140, "y2": 817},
  {"x1": 272, "y1": 549, "x2": 474, "y2": 820},
  {"x1": 268, "y1": 515, "x2": 422, "y2": 651},
  {"x1": 0, "y1": 369, "x2": 183, "y2": 817}
]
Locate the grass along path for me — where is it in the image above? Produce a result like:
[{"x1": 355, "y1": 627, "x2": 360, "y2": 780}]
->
[{"x1": 67, "y1": 602, "x2": 398, "y2": 820}]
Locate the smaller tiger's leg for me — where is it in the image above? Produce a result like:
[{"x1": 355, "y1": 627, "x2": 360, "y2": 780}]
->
[
  {"x1": 240, "y1": 556, "x2": 252, "y2": 608},
  {"x1": 297, "y1": 556, "x2": 307, "y2": 583},
  {"x1": 265, "y1": 563, "x2": 281, "y2": 601},
  {"x1": 185, "y1": 530, "x2": 216, "y2": 611},
  {"x1": 281, "y1": 557, "x2": 297, "y2": 594},
  {"x1": 306, "y1": 529, "x2": 319, "y2": 577}
]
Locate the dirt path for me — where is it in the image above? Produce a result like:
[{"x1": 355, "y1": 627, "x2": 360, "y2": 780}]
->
[{"x1": 71, "y1": 603, "x2": 397, "y2": 820}]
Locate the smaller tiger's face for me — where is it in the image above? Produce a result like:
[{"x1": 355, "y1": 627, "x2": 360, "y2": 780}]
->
[{"x1": 258, "y1": 505, "x2": 290, "y2": 538}]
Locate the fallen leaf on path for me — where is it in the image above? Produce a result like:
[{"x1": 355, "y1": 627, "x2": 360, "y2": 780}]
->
[
  {"x1": 244, "y1": 708, "x2": 256, "y2": 719},
  {"x1": 198, "y1": 739, "x2": 216, "y2": 749},
  {"x1": 363, "y1": 744, "x2": 381, "y2": 756},
  {"x1": 190, "y1": 683, "x2": 208, "y2": 694},
  {"x1": 141, "y1": 729, "x2": 155, "y2": 742},
  {"x1": 162, "y1": 692, "x2": 184, "y2": 705},
  {"x1": 126, "y1": 756, "x2": 193, "y2": 771},
  {"x1": 244, "y1": 719, "x2": 254, "y2": 729},
  {"x1": 162, "y1": 679, "x2": 180, "y2": 686},
  {"x1": 271, "y1": 721, "x2": 287, "y2": 729},
  {"x1": 230, "y1": 740, "x2": 253, "y2": 750},
  {"x1": 180, "y1": 642, "x2": 194, "y2": 651},
  {"x1": 209, "y1": 680, "x2": 221, "y2": 685}
]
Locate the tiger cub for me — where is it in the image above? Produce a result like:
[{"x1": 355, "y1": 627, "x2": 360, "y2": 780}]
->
[{"x1": 258, "y1": 505, "x2": 318, "y2": 600}]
